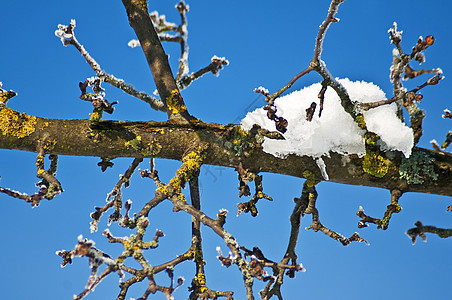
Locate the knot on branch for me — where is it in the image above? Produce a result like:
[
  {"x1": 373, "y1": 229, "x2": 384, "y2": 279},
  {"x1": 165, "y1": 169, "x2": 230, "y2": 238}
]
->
[{"x1": 79, "y1": 78, "x2": 118, "y2": 119}]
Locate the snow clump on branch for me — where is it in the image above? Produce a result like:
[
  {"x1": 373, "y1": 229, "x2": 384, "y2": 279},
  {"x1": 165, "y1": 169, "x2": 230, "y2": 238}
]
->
[{"x1": 241, "y1": 78, "x2": 414, "y2": 160}]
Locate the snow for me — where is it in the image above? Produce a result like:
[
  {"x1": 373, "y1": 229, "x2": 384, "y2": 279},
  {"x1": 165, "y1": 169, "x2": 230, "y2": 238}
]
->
[
  {"x1": 241, "y1": 78, "x2": 414, "y2": 162},
  {"x1": 254, "y1": 86, "x2": 269, "y2": 95},
  {"x1": 127, "y1": 39, "x2": 140, "y2": 48},
  {"x1": 211, "y1": 55, "x2": 229, "y2": 65},
  {"x1": 388, "y1": 22, "x2": 403, "y2": 42}
]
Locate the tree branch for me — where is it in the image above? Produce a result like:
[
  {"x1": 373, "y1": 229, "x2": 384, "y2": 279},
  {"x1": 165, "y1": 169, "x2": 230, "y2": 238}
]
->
[
  {"x1": 121, "y1": 0, "x2": 191, "y2": 122},
  {"x1": 1, "y1": 111, "x2": 452, "y2": 197}
]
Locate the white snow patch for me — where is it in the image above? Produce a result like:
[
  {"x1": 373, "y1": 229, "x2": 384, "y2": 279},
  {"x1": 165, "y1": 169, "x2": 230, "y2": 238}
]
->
[{"x1": 241, "y1": 78, "x2": 413, "y2": 160}]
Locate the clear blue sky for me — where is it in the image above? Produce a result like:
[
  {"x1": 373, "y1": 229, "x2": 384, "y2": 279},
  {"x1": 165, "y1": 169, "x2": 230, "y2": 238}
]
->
[{"x1": 1, "y1": 1, "x2": 451, "y2": 299}]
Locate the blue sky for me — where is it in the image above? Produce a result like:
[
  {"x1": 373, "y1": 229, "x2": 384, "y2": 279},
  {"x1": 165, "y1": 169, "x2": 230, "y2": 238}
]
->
[{"x1": 1, "y1": 1, "x2": 451, "y2": 299}]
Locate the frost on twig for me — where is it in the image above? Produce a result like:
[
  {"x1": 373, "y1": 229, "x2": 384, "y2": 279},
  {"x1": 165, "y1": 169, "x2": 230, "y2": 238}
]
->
[
  {"x1": 56, "y1": 235, "x2": 123, "y2": 300},
  {"x1": 133, "y1": 1, "x2": 229, "y2": 91},
  {"x1": 90, "y1": 158, "x2": 143, "y2": 232},
  {"x1": 432, "y1": 109, "x2": 452, "y2": 153},
  {"x1": 0, "y1": 82, "x2": 17, "y2": 105},
  {"x1": 55, "y1": 20, "x2": 164, "y2": 112},
  {"x1": 0, "y1": 153, "x2": 62, "y2": 207},
  {"x1": 79, "y1": 78, "x2": 118, "y2": 122},
  {"x1": 388, "y1": 22, "x2": 443, "y2": 144}
]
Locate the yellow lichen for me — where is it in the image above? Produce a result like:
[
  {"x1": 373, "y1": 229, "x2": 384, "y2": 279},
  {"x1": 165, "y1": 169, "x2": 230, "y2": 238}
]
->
[
  {"x1": 36, "y1": 154, "x2": 45, "y2": 175},
  {"x1": 157, "y1": 149, "x2": 205, "y2": 199},
  {"x1": 355, "y1": 114, "x2": 367, "y2": 130},
  {"x1": 42, "y1": 139, "x2": 57, "y2": 151},
  {"x1": 189, "y1": 118, "x2": 202, "y2": 127},
  {"x1": 89, "y1": 110, "x2": 103, "y2": 122},
  {"x1": 155, "y1": 128, "x2": 165, "y2": 135},
  {"x1": 364, "y1": 132, "x2": 379, "y2": 146},
  {"x1": 166, "y1": 89, "x2": 187, "y2": 115},
  {"x1": 362, "y1": 151, "x2": 389, "y2": 178},
  {"x1": 157, "y1": 186, "x2": 168, "y2": 195},
  {"x1": 192, "y1": 273, "x2": 207, "y2": 293},
  {"x1": 136, "y1": 0, "x2": 148, "y2": 11},
  {"x1": 0, "y1": 90, "x2": 17, "y2": 104},
  {"x1": 0, "y1": 108, "x2": 37, "y2": 138}
]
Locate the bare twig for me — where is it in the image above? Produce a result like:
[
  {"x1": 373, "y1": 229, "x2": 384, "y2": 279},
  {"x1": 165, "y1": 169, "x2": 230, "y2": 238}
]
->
[
  {"x1": 357, "y1": 189, "x2": 403, "y2": 230},
  {"x1": 90, "y1": 158, "x2": 143, "y2": 232},
  {"x1": 406, "y1": 221, "x2": 452, "y2": 245},
  {"x1": 0, "y1": 152, "x2": 63, "y2": 206},
  {"x1": 359, "y1": 74, "x2": 442, "y2": 111},
  {"x1": 259, "y1": 192, "x2": 308, "y2": 299},
  {"x1": 303, "y1": 178, "x2": 369, "y2": 246}
]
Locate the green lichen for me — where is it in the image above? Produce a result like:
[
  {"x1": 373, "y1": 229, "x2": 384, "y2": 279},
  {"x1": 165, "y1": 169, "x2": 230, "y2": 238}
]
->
[
  {"x1": 0, "y1": 107, "x2": 37, "y2": 138},
  {"x1": 226, "y1": 125, "x2": 263, "y2": 157},
  {"x1": 125, "y1": 135, "x2": 142, "y2": 151},
  {"x1": 380, "y1": 203, "x2": 402, "y2": 229},
  {"x1": 362, "y1": 151, "x2": 389, "y2": 178},
  {"x1": 302, "y1": 170, "x2": 318, "y2": 187},
  {"x1": 125, "y1": 135, "x2": 162, "y2": 156},
  {"x1": 399, "y1": 151, "x2": 438, "y2": 184}
]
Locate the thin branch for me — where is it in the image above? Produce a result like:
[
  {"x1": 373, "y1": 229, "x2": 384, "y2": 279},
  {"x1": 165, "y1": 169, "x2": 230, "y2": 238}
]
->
[
  {"x1": 265, "y1": 67, "x2": 312, "y2": 106},
  {"x1": 90, "y1": 158, "x2": 143, "y2": 232},
  {"x1": 360, "y1": 73, "x2": 442, "y2": 111},
  {"x1": 188, "y1": 175, "x2": 234, "y2": 299},
  {"x1": 406, "y1": 221, "x2": 452, "y2": 244},
  {"x1": 313, "y1": 0, "x2": 345, "y2": 61},
  {"x1": 55, "y1": 20, "x2": 165, "y2": 112},
  {"x1": 175, "y1": 1, "x2": 190, "y2": 82},
  {"x1": 357, "y1": 189, "x2": 403, "y2": 230},
  {"x1": 0, "y1": 151, "x2": 63, "y2": 206},
  {"x1": 178, "y1": 56, "x2": 229, "y2": 90},
  {"x1": 303, "y1": 179, "x2": 369, "y2": 246}
]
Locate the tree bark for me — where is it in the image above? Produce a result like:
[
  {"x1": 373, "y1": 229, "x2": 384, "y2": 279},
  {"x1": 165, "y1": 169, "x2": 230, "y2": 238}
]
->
[{"x1": 1, "y1": 110, "x2": 451, "y2": 196}]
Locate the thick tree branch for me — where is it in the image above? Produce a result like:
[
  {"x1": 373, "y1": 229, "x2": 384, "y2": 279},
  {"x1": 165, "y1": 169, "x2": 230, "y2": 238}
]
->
[
  {"x1": 121, "y1": 0, "x2": 191, "y2": 122},
  {"x1": 1, "y1": 111, "x2": 451, "y2": 197}
]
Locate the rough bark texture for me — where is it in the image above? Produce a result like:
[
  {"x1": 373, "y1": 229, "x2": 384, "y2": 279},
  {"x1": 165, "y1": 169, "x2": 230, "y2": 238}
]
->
[{"x1": 1, "y1": 110, "x2": 451, "y2": 196}]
